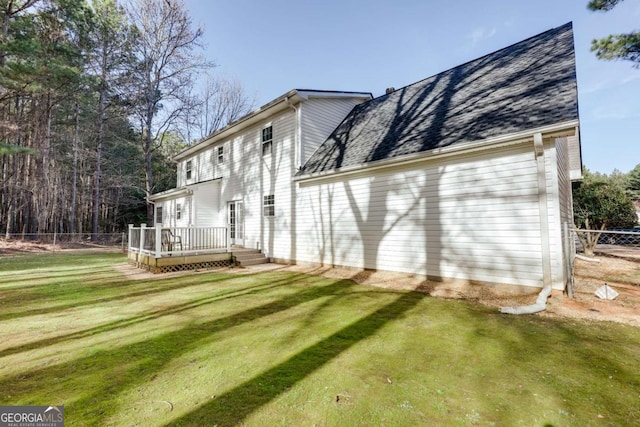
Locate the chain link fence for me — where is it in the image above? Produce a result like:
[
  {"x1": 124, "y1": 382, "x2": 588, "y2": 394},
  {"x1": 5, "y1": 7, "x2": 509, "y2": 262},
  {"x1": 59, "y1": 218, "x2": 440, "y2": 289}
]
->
[
  {"x1": 571, "y1": 227, "x2": 640, "y2": 297},
  {"x1": 2, "y1": 233, "x2": 128, "y2": 252},
  {"x1": 574, "y1": 228, "x2": 640, "y2": 256}
]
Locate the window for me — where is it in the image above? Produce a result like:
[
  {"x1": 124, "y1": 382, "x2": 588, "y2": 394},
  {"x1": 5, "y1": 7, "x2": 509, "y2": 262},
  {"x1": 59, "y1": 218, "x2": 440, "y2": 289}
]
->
[
  {"x1": 262, "y1": 126, "x2": 273, "y2": 156},
  {"x1": 263, "y1": 194, "x2": 275, "y2": 217},
  {"x1": 156, "y1": 206, "x2": 163, "y2": 224},
  {"x1": 186, "y1": 160, "x2": 192, "y2": 180},
  {"x1": 176, "y1": 203, "x2": 181, "y2": 220},
  {"x1": 217, "y1": 146, "x2": 224, "y2": 164}
]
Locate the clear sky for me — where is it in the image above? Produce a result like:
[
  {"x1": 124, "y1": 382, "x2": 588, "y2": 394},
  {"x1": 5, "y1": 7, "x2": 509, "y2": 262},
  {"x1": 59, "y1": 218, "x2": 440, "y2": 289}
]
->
[{"x1": 183, "y1": 0, "x2": 639, "y2": 174}]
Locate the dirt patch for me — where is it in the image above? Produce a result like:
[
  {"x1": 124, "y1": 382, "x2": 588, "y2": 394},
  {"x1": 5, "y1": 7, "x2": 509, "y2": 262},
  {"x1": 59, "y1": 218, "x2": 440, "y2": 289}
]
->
[
  {"x1": 119, "y1": 258, "x2": 640, "y2": 326},
  {"x1": 0, "y1": 239, "x2": 54, "y2": 255},
  {"x1": 234, "y1": 260, "x2": 640, "y2": 327},
  {"x1": 547, "y1": 256, "x2": 640, "y2": 326}
]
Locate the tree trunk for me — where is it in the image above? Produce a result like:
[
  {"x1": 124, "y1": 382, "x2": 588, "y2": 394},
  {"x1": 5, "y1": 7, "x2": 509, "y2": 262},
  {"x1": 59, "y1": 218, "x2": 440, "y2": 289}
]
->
[
  {"x1": 92, "y1": 88, "x2": 106, "y2": 240},
  {"x1": 70, "y1": 101, "x2": 79, "y2": 237},
  {"x1": 145, "y1": 115, "x2": 154, "y2": 224}
]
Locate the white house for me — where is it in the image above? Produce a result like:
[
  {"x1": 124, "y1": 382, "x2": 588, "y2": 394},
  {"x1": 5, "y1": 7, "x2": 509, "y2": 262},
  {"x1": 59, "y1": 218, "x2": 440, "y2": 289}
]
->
[
  {"x1": 148, "y1": 22, "x2": 581, "y2": 291},
  {"x1": 149, "y1": 89, "x2": 373, "y2": 251}
]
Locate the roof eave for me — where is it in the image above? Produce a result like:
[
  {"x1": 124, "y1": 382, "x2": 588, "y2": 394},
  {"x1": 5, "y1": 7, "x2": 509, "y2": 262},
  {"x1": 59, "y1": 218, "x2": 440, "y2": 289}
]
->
[
  {"x1": 148, "y1": 177, "x2": 223, "y2": 201},
  {"x1": 173, "y1": 90, "x2": 372, "y2": 162},
  {"x1": 148, "y1": 187, "x2": 193, "y2": 202},
  {"x1": 294, "y1": 120, "x2": 580, "y2": 183}
]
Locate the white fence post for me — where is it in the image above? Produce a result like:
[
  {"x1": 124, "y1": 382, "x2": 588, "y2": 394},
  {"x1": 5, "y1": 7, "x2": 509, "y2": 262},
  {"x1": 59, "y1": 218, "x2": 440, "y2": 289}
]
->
[
  {"x1": 128, "y1": 224, "x2": 133, "y2": 252},
  {"x1": 226, "y1": 224, "x2": 231, "y2": 253},
  {"x1": 155, "y1": 223, "x2": 162, "y2": 258},
  {"x1": 140, "y1": 223, "x2": 146, "y2": 254}
]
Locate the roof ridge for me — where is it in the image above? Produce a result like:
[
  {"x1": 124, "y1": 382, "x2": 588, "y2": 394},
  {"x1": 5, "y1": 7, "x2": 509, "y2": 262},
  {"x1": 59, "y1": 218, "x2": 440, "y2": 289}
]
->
[{"x1": 369, "y1": 22, "x2": 573, "y2": 103}]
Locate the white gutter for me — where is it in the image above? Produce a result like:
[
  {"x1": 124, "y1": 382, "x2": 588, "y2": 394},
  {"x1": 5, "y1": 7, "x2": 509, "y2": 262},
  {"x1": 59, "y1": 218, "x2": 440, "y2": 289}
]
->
[
  {"x1": 500, "y1": 132, "x2": 553, "y2": 315},
  {"x1": 147, "y1": 187, "x2": 194, "y2": 202},
  {"x1": 294, "y1": 120, "x2": 579, "y2": 184},
  {"x1": 285, "y1": 96, "x2": 302, "y2": 169}
]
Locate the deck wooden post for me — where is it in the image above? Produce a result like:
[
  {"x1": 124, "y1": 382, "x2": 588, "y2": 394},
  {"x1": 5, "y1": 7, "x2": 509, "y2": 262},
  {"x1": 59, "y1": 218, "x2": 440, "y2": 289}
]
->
[
  {"x1": 140, "y1": 223, "x2": 146, "y2": 254},
  {"x1": 226, "y1": 224, "x2": 231, "y2": 253},
  {"x1": 155, "y1": 223, "x2": 162, "y2": 258}
]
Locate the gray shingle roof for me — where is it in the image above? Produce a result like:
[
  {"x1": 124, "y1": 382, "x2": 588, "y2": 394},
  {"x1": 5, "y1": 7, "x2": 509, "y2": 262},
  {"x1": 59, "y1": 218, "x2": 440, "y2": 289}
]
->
[{"x1": 298, "y1": 23, "x2": 578, "y2": 176}]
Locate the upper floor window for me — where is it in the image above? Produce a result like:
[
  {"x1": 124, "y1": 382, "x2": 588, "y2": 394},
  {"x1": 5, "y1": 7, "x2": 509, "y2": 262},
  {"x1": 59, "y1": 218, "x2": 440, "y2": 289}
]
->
[
  {"x1": 156, "y1": 206, "x2": 163, "y2": 224},
  {"x1": 217, "y1": 146, "x2": 224, "y2": 164},
  {"x1": 186, "y1": 160, "x2": 192, "y2": 180},
  {"x1": 262, "y1": 126, "x2": 273, "y2": 156},
  {"x1": 263, "y1": 194, "x2": 275, "y2": 217}
]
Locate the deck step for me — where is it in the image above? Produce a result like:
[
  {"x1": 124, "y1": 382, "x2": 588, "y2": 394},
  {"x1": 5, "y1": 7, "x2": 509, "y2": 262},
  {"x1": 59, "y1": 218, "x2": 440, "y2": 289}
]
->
[{"x1": 233, "y1": 249, "x2": 269, "y2": 267}]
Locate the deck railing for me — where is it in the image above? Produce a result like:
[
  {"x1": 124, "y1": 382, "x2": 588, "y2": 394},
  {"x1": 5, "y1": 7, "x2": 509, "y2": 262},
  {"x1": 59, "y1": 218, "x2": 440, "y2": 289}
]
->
[{"x1": 128, "y1": 224, "x2": 230, "y2": 258}]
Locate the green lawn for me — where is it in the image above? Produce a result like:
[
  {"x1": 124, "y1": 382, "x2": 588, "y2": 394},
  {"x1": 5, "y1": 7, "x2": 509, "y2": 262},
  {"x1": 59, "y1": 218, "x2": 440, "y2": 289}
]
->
[{"x1": 0, "y1": 253, "x2": 639, "y2": 426}]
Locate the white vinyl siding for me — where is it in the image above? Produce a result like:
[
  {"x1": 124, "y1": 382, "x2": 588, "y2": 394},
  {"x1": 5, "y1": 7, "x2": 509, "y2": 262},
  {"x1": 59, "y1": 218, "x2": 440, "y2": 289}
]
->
[
  {"x1": 177, "y1": 144, "x2": 226, "y2": 186},
  {"x1": 211, "y1": 109, "x2": 296, "y2": 257},
  {"x1": 542, "y1": 137, "x2": 575, "y2": 290},
  {"x1": 553, "y1": 137, "x2": 574, "y2": 288},
  {"x1": 156, "y1": 196, "x2": 191, "y2": 227},
  {"x1": 300, "y1": 98, "x2": 367, "y2": 166},
  {"x1": 296, "y1": 144, "x2": 556, "y2": 288},
  {"x1": 191, "y1": 180, "x2": 221, "y2": 227},
  {"x1": 567, "y1": 135, "x2": 582, "y2": 180}
]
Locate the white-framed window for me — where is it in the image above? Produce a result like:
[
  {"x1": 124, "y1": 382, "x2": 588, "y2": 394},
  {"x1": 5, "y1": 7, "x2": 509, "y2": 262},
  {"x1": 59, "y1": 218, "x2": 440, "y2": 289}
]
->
[
  {"x1": 156, "y1": 206, "x2": 163, "y2": 224},
  {"x1": 263, "y1": 194, "x2": 274, "y2": 217},
  {"x1": 262, "y1": 126, "x2": 273, "y2": 156},
  {"x1": 217, "y1": 145, "x2": 224, "y2": 164},
  {"x1": 176, "y1": 203, "x2": 182, "y2": 220},
  {"x1": 186, "y1": 160, "x2": 192, "y2": 180}
]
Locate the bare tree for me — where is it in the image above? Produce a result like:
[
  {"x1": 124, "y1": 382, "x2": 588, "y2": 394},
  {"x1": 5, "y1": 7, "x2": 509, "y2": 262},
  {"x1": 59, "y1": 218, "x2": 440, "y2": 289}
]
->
[
  {"x1": 200, "y1": 75, "x2": 255, "y2": 136},
  {"x1": 127, "y1": 0, "x2": 213, "y2": 223},
  {"x1": 178, "y1": 74, "x2": 256, "y2": 143}
]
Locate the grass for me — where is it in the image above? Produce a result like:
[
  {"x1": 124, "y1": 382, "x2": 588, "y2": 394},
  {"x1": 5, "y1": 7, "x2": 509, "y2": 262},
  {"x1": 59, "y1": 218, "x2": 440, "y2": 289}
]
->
[{"x1": 0, "y1": 253, "x2": 639, "y2": 426}]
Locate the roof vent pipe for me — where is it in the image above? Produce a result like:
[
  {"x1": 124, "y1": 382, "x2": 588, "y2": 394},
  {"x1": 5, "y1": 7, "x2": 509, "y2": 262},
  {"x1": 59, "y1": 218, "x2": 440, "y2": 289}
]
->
[{"x1": 385, "y1": 87, "x2": 395, "y2": 94}]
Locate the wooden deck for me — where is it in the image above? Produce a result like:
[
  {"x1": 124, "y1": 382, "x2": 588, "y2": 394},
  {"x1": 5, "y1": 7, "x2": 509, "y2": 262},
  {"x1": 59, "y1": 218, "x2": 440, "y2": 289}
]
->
[
  {"x1": 128, "y1": 247, "x2": 269, "y2": 273},
  {"x1": 128, "y1": 251, "x2": 233, "y2": 273}
]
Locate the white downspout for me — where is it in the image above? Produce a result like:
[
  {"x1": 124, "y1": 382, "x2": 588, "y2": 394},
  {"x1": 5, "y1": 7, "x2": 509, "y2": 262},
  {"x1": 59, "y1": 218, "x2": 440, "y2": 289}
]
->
[
  {"x1": 285, "y1": 96, "x2": 301, "y2": 169},
  {"x1": 500, "y1": 132, "x2": 553, "y2": 315}
]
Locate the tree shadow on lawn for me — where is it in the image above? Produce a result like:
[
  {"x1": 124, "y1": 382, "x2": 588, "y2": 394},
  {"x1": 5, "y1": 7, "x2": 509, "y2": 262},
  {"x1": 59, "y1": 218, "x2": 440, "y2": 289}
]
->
[
  {"x1": 0, "y1": 276, "x2": 372, "y2": 425},
  {"x1": 0, "y1": 267, "x2": 119, "y2": 287},
  {"x1": 0, "y1": 269, "x2": 279, "y2": 322},
  {"x1": 0, "y1": 272, "x2": 312, "y2": 358},
  {"x1": 0, "y1": 253, "x2": 125, "y2": 275},
  {"x1": 0, "y1": 262, "x2": 328, "y2": 323},
  {"x1": 166, "y1": 291, "x2": 426, "y2": 426}
]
